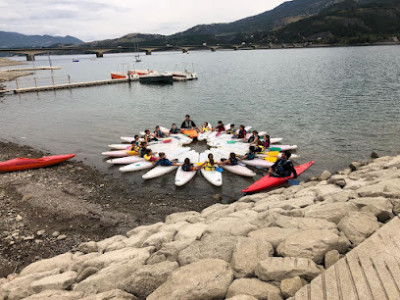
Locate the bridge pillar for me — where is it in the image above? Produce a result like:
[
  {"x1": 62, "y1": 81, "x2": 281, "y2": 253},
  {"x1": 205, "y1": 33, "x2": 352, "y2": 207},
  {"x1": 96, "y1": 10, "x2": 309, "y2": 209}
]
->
[
  {"x1": 145, "y1": 50, "x2": 152, "y2": 55},
  {"x1": 96, "y1": 52, "x2": 104, "y2": 58},
  {"x1": 26, "y1": 54, "x2": 35, "y2": 61}
]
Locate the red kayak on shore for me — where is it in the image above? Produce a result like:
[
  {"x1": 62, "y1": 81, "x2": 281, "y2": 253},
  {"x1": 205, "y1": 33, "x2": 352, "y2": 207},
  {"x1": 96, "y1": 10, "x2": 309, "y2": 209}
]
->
[
  {"x1": 241, "y1": 160, "x2": 315, "y2": 194},
  {"x1": 0, "y1": 154, "x2": 75, "y2": 172}
]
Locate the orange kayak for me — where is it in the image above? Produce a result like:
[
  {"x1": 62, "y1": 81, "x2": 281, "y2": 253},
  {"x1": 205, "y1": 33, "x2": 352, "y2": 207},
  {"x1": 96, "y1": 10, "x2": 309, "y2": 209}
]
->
[
  {"x1": 181, "y1": 129, "x2": 198, "y2": 138},
  {"x1": 0, "y1": 154, "x2": 75, "y2": 172}
]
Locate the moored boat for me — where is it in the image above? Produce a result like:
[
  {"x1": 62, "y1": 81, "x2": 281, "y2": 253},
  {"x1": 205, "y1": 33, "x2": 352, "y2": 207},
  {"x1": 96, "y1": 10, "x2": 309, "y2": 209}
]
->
[
  {"x1": 0, "y1": 154, "x2": 75, "y2": 172},
  {"x1": 171, "y1": 71, "x2": 198, "y2": 81},
  {"x1": 111, "y1": 72, "x2": 128, "y2": 80},
  {"x1": 139, "y1": 72, "x2": 173, "y2": 84}
]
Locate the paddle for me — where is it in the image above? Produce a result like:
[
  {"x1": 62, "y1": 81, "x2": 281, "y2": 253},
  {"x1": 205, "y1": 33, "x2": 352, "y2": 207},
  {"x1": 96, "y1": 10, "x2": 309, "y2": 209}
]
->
[
  {"x1": 216, "y1": 167, "x2": 224, "y2": 173},
  {"x1": 226, "y1": 140, "x2": 236, "y2": 144},
  {"x1": 266, "y1": 151, "x2": 279, "y2": 157},
  {"x1": 269, "y1": 147, "x2": 281, "y2": 152},
  {"x1": 264, "y1": 156, "x2": 277, "y2": 163},
  {"x1": 288, "y1": 179, "x2": 299, "y2": 185},
  {"x1": 162, "y1": 139, "x2": 172, "y2": 143}
]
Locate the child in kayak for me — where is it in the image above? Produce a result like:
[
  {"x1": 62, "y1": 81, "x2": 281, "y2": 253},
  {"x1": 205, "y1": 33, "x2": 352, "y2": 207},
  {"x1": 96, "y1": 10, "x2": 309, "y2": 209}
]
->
[
  {"x1": 226, "y1": 124, "x2": 236, "y2": 134},
  {"x1": 201, "y1": 122, "x2": 211, "y2": 133},
  {"x1": 263, "y1": 134, "x2": 271, "y2": 149},
  {"x1": 215, "y1": 121, "x2": 226, "y2": 133},
  {"x1": 268, "y1": 151, "x2": 297, "y2": 178},
  {"x1": 154, "y1": 126, "x2": 166, "y2": 139},
  {"x1": 248, "y1": 130, "x2": 264, "y2": 153},
  {"x1": 144, "y1": 149, "x2": 158, "y2": 163},
  {"x1": 144, "y1": 129, "x2": 157, "y2": 143},
  {"x1": 128, "y1": 135, "x2": 140, "y2": 151},
  {"x1": 154, "y1": 152, "x2": 180, "y2": 166},
  {"x1": 181, "y1": 157, "x2": 199, "y2": 171},
  {"x1": 219, "y1": 152, "x2": 239, "y2": 166},
  {"x1": 200, "y1": 153, "x2": 218, "y2": 171},
  {"x1": 235, "y1": 125, "x2": 247, "y2": 139},
  {"x1": 139, "y1": 142, "x2": 148, "y2": 157},
  {"x1": 170, "y1": 123, "x2": 181, "y2": 134},
  {"x1": 241, "y1": 146, "x2": 257, "y2": 160}
]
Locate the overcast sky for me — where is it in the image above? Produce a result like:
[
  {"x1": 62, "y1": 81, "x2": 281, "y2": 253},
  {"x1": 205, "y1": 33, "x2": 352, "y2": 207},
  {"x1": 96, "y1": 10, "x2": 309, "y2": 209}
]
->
[{"x1": 0, "y1": 0, "x2": 288, "y2": 42}]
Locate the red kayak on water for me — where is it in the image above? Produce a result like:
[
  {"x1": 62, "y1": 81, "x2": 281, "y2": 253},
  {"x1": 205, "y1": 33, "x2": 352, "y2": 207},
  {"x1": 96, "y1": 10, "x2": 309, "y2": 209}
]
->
[
  {"x1": 242, "y1": 161, "x2": 315, "y2": 194},
  {"x1": 0, "y1": 154, "x2": 75, "y2": 172}
]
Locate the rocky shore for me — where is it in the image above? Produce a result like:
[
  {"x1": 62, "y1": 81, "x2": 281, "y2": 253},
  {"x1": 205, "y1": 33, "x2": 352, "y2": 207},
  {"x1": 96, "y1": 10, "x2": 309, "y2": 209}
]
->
[
  {"x1": 0, "y1": 58, "x2": 30, "y2": 84},
  {"x1": 1, "y1": 148, "x2": 399, "y2": 299}
]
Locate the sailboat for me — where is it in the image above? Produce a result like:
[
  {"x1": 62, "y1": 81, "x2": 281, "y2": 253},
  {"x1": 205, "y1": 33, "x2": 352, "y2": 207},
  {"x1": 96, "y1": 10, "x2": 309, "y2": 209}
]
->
[{"x1": 134, "y1": 42, "x2": 142, "y2": 62}]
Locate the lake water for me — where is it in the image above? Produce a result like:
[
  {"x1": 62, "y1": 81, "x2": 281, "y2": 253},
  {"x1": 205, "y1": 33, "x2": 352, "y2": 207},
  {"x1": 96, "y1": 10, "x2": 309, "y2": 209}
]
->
[{"x1": 1, "y1": 46, "x2": 400, "y2": 199}]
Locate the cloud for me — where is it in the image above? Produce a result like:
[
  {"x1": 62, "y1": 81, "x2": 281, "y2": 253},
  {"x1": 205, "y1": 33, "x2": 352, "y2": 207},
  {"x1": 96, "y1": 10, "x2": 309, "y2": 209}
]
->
[{"x1": 1, "y1": 0, "x2": 288, "y2": 41}]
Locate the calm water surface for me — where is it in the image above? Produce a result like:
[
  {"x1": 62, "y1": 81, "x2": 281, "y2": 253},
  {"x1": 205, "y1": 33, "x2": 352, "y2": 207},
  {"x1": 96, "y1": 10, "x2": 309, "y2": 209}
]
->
[{"x1": 1, "y1": 46, "x2": 400, "y2": 199}]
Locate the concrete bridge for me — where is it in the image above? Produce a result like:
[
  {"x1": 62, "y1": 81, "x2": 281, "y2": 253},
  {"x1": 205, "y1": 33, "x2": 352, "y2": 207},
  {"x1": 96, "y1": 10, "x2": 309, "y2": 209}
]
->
[{"x1": 0, "y1": 43, "x2": 300, "y2": 60}]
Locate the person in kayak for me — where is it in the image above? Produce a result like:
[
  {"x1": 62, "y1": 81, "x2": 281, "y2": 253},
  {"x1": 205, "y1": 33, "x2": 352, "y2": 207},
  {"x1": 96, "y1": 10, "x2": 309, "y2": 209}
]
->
[
  {"x1": 181, "y1": 157, "x2": 199, "y2": 171},
  {"x1": 268, "y1": 151, "x2": 297, "y2": 178},
  {"x1": 248, "y1": 130, "x2": 264, "y2": 153},
  {"x1": 219, "y1": 152, "x2": 239, "y2": 166},
  {"x1": 144, "y1": 149, "x2": 158, "y2": 163},
  {"x1": 128, "y1": 135, "x2": 140, "y2": 151},
  {"x1": 215, "y1": 121, "x2": 226, "y2": 133},
  {"x1": 154, "y1": 126, "x2": 166, "y2": 139},
  {"x1": 241, "y1": 146, "x2": 257, "y2": 160},
  {"x1": 170, "y1": 123, "x2": 181, "y2": 134},
  {"x1": 144, "y1": 129, "x2": 157, "y2": 143},
  {"x1": 234, "y1": 125, "x2": 247, "y2": 139},
  {"x1": 226, "y1": 124, "x2": 236, "y2": 135},
  {"x1": 263, "y1": 134, "x2": 271, "y2": 149},
  {"x1": 154, "y1": 152, "x2": 180, "y2": 166},
  {"x1": 139, "y1": 142, "x2": 148, "y2": 157},
  {"x1": 199, "y1": 153, "x2": 218, "y2": 171},
  {"x1": 180, "y1": 115, "x2": 198, "y2": 131},
  {"x1": 201, "y1": 122, "x2": 211, "y2": 133}
]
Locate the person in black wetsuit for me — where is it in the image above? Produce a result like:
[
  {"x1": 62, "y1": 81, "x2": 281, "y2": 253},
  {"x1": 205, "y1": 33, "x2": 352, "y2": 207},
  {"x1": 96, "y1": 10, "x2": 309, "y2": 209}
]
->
[
  {"x1": 268, "y1": 151, "x2": 297, "y2": 178},
  {"x1": 180, "y1": 115, "x2": 198, "y2": 131}
]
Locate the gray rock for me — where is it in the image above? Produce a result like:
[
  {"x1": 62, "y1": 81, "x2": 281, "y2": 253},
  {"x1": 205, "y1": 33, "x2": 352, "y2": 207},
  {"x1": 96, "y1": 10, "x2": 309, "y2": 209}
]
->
[
  {"x1": 177, "y1": 233, "x2": 238, "y2": 265},
  {"x1": 319, "y1": 170, "x2": 332, "y2": 181},
  {"x1": 20, "y1": 253, "x2": 73, "y2": 276},
  {"x1": 389, "y1": 198, "x2": 400, "y2": 215},
  {"x1": 15, "y1": 214, "x2": 23, "y2": 222},
  {"x1": 255, "y1": 257, "x2": 321, "y2": 281},
  {"x1": 147, "y1": 259, "x2": 233, "y2": 300},
  {"x1": 121, "y1": 261, "x2": 179, "y2": 298},
  {"x1": 142, "y1": 231, "x2": 176, "y2": 250},
  {"x1": 205, "y1": 217, "x2": 257, "y2": 236},
  {"x1": 280, "y1": 276, "x2": 305, "y2": 298},
  {"x1": 165, "y1": 211, "x2": 201, "y2": 224},
  {"x1": 274, "y1": 214, "x2": 338, "y2": 231},
  {"x1": 248, "y1": 227, "x2": 299, "y2": 248},
  {"x1": 226, "y1": 295, "x2": 258, "y2": 300},
  {"x1": 148, "y1": 239, "x2": 193, "y2": 264},
  {"x1": 226, "y1": 278, "x2": 282, "y2": 300},
  {"x1": 231, "y1": 236, "x2": 273, "y2": 278},
  {"x1": 277, "y1": 230, "x2": 350, "y2": 263},
  {"x1": 303, "y1": 202, "x2": 358, "y2": 224},
  {"x1": 76, "y1": 267, "x2": 98, "y2": 282},
  {"x1": 77, "y1": 241, "x2": 98, "y2": 254},
  {"x1": 22, "y1": 290, "x2": 84, "y2": 300},
  {"x1": 126, "y1": 222, "x2": 164, "y2": 237},
  {"x1": 175, "y1": 223, "x2": 207, "y2": 241},
  {"x1": 30, "y1": 271, "x2": 77, "y2": 293},
  {"x1": 96, "y1": 235, "x2": 127, "y2": 253},
  {"x1": 325, "y1": 250, "x2": 340, "y2": 269},
  {"x1": 350, "y1": 197, "x2": 394, "y2": 222},
  {"x1": 80, "y1": 289, "x2": 137, "y2": 300},
  {"x1": 337, "y1": 212, "x2": 381, "y2": 246}
]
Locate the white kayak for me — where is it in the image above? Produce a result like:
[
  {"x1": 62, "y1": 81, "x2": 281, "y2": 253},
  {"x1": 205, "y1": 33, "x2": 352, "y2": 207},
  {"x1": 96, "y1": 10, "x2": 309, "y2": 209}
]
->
[
  {"x1": 102, "y1": 150, "x2": 131, "y2": 157},
  {"x1": 198, "y1": 123, "x2": 213, "y2": 141},
  {"x1": 120, "y1": 136, "x2": 180, "y2": 145},
  {"x1": 120, "y1": 161, "x2": 154, "y2": 173},
  {"x1": 209, "y1": 149, "x2": 255, "y2": 177},
  {"x1": 171, "y1": 134, "x2": 192, "y2": 145},
  {"x1": 142, "y1": 150, "x2": 196, "y2": 180},
  {"x1": 199, "y1": 152, "x2": 222, "y2": 186},
  {"x1": 107, "y1": 156, "x2": 144, "y2": 165},
  {"x1": 175, "y1": 151, "x2": 199, "y2": 186},
  {"x1": 242, "y1": 158, "x2": 274, "y2": 168}
]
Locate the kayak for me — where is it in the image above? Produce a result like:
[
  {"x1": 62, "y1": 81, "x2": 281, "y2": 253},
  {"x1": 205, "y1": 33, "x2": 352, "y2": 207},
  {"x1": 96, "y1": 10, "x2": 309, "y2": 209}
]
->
[
  {"x1": 107, "y1": 156, "x2": 144, "y2": 165},
  {"x1": 241, "y1": 158, "x2": 274, "y2": 168},
  {"x1": 199, "y1": 152, "x2": 222, "y2": 186},
  {"x1": 181, "y1": 129, "x2": 198, "y2": 138},
  {"x1": 208, "y1": 137, "x2": 283, "y2": 148},
  {"x1": 241, "y1": 161, "x2": 315, "y2": 193},
  {"x1": 102, "y1": 150, "x2": 136, "y2": 157},
  {"x1": 120, "y1": 161, "x2": 154, "y2": 173},
  {"x1": 0, "y1": 154, "x2": 75, "y2": 172},
  {"x1": 209, "y1": 149, "x2": 255, "y2": 177},
  {"x1": 143, "y1": 150, "x2": 196, "y2": 180},
  {"x1": 198, "y1": 130, "x2": 212, "y2": 141},
  {"x1": 175, "y1": 151, "x2": 199, "y2": 186},
  {"x1": 170, "y1": 134, "x2": 193, "y2": 145}
]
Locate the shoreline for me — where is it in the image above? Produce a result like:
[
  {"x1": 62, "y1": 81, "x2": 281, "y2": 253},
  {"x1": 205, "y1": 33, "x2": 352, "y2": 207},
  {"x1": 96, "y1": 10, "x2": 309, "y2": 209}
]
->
[{"x1": 0, "y1": 141, "x2": 217, "y2": 276}]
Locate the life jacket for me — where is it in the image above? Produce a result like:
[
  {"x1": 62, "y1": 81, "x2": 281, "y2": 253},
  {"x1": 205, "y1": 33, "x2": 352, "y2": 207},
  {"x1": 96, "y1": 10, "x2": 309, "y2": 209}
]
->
[
  {"x1": 275, "y1": 159, "x2": 292, "y2": 177},
  {"x1": 256, "y1": 145, "x2": 265, "y2": 153},
  {"x1": 238, "y1": 129, "x2": 246, "y2": 139},
  {"x1": 216, "y1": 124, "x2": 225, "y2": 132},
  {"x1": 155, "y1": 130, "x2": 165, "y2": 138},
  {"x1": 202, "y1": 126, "x2": 210, "y2": 132},
  {"x1": 144, "y1": 154, "x2": 157, "y2": 162},
  {"x1": 245, "y1": 152, "x2": 255, "y2": 160},
  {"x1": 183, "y1": 120, "x2": 193, "y2": 129},
  {"x1": 204, "y1": 159, "x2": 216, "y2": 171},
  {"x1": 139, "y1": 148, "x2": 147, "y2": 158},
  {"x1": 227, "y1": 128, "x2": 235, "y2": 134},
  {"x1": 170, "y1": 128, "x2": 179, "y2": 134},
  {"x1": 263, "y1": 140, "x2": 270, "y2": 148},
  {"x1": 247, "y1": 135, "x2": 255, "y2": 143},
  {"x1": 156, "y1": 158, "x2": 172, "y2": 166},
  {"x1": 182, "y1": 163, "x2": 193, "y2": 172},
  {"x1": 229, "y1": 157, "x2": 238, "y2": 165}
]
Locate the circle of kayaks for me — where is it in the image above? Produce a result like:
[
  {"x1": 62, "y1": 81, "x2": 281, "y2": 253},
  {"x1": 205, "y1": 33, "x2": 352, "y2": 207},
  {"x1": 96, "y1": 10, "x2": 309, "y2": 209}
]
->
[{"x1": 102, "y1": 123, "x2": 300, "y2": 188}]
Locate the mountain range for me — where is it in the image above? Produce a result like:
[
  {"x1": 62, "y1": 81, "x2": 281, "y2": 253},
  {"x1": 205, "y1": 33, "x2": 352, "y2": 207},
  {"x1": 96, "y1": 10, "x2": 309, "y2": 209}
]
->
[{"x1": 0, "y1": 31, "x2": 83, "y2": 48}]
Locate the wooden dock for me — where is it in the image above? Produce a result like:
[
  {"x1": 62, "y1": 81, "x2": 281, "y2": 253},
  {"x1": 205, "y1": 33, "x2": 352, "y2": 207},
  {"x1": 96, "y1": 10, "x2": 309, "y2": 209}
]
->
[
  {"x1": 6, "y1": 66, "x2": 61, "y2": 72},
  {"x1": 0, "y1": 78, "x2": 129, "y2": 94},
  {"x1": 291, "y1": 216, "x2": 400, "y2": 300}
]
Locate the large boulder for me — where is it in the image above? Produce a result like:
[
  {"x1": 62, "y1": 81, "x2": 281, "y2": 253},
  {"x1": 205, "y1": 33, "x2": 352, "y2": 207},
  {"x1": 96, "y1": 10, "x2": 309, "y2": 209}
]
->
[
  {"x1": 383, "y1": 178, "x2": 400, "y2": 198},
  {"x1": 80, "y1": 289, "x2": 137, "y2": 300},
  {"x1": 96, "y1": 235, "x2": 127, "y2": 253},
  {"x1": 303, "y1": 202, "x2": 358, "y2": 224},
  {"x1": 226, "y1": 278, "x2": 282, "y2": 300},
  {"x1": 165, "y1": 211, "x2": 202, "y2": 224},
  {"x1": 105, "y1": 230, "x2": 152, "y2": 252},
  {"x1": 226, "y1": 295, "x2": 258, "y2": 300},
  {"x1": 248, "y1": 227, "x2": 299, "y2": 248},
  {"x1": 350, "y1": 197, "x2": 393, "y2": 222},
  {"x1": 121, "y1": 261, "x2": 179, "y2": 298},
  {"x1": 147, "y1": 259, "x2": 233, "y2": 300},
  {"x1": 277, "y1": 230, "x2": 350, "y2": 263},
  {"x1": 142, "y1": 231, "x2": 176, "y2": 250},
  {"x1": 126, "y1": 222, "x2": 164, "y2": 237},
  {"x1": 274, "y1": 214, "x2": 337, "y2": 231},
  {"x1": 313, "y1": 184, "x2": 342, "y2": 200},
  {"x1": 22, "y1": 290, "x2": 84, "y2": 300},
  {"x1": 147, "y1": 239, "x2": 193, "y2": 265},
  {"x1": 337, "y1": 212, "x2": 381, "y2": 246},
  {"x1": 205, "y1": 217, "x2": 257, "y2": 236},
  {"x1": 254, "y1": 257, "x2": 321, "y2": 281},
  {"x1": 231, "y1": 237, "x2": 274, "y2": 278},
  {"x1": 20, "y1": 253, "x2": 73, "y2": 276},
  {"x1": 30, "y1": 271, "x2": 77, "y2": 293},
  {"x1": 201, "y1": 204, "x2": 234, "y2": 220},
  {"x1": 177, "y1": 233, "x2": 238, "y2": 265},
  {"x1": 280, "y1": 276, "x2": 306, "y2": 298},
  {"x1": 175, "y1": 223, "x2": 208, "y2": 241}
]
